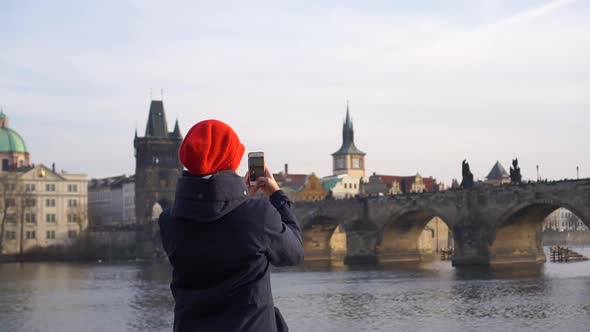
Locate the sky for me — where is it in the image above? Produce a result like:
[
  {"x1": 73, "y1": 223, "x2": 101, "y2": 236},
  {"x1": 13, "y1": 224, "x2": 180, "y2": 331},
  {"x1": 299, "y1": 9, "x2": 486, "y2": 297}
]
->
[{"x1": 0, "y1": 0, "x2": 588, "y2": 185}]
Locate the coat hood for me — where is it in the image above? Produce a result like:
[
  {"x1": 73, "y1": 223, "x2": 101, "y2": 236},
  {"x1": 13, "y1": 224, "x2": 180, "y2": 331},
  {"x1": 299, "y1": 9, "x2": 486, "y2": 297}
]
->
[{"x1": 171, "y1": 170, "x2": 249, "y2": 223}]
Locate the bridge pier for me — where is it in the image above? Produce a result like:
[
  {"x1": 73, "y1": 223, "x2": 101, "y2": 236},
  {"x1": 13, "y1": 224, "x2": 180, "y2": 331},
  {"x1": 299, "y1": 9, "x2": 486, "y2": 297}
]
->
[
  {"x1": 489, "y1": 214, "x2": 546, "y2": 265},
  {"x1": 343, "y1": 223, "x2": 378, "y2": 265},
  {"x1": 451, "y1": 222, "x2": 493, "y2": 266}
]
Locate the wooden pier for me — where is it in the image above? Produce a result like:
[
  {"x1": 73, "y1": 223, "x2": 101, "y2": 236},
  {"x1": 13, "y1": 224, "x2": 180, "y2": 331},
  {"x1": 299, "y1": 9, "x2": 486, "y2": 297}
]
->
[{"x1": 549, "y1": 246, "x2": 589, "y2": 262}]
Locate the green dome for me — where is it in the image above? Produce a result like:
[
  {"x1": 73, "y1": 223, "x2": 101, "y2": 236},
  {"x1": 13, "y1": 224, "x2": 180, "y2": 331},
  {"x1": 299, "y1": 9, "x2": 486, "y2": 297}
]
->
[{"x1": 0, "y1": 127, "x2": 28, "y2": 153}]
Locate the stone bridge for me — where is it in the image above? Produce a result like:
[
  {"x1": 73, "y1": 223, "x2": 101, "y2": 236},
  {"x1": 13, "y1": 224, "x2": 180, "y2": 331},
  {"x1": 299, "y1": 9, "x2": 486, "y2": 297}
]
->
[{"x1": 292, "y1": 179, "x2": 590, "y2": 266}]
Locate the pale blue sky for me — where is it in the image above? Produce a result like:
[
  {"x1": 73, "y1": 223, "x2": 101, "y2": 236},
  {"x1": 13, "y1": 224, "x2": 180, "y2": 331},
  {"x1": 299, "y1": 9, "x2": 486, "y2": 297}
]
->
[{"x1": 1, "y1": 0, "x2": 588, "y2": 185}]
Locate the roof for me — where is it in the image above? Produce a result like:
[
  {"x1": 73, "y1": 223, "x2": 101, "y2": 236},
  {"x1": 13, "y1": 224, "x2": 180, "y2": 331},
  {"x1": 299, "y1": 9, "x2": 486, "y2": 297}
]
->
[
  {"x1": 273, "y1": 173, "x2": 308, "y2": 191},
  {"x1": 373, "y1": 174, "x2": 439, "y2": 192},
  {"x1": 321, "y1": 177, "x2": 343, "y2": 190},
  {"x1": 15, "y1": 164, "x2": 68, "y2": 181},
  {"x1": 0, "y1": 112, "x2": 28, "y2": 153},
  {"x1": 486, "y1": 161, "x2": 509, "y2": 180},
  {"x1": 333, "y1": 105, "x2": 365, "y2": 156},
  {"x1": 89, "y1": 175, "x2": 128, "y2": 190},
  {"x1": 145, "y1": 100, "x2": 169, "y2": 137},
  {"x1": 0, "y1": 127, "x2": 28, "y2": 153},
  {"x1": 171, "y1": 119, "x2": 182, "y2": 139}
]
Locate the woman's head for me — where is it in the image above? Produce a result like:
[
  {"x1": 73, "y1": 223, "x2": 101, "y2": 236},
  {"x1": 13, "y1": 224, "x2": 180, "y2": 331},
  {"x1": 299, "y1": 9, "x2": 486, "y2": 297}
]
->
[{"x1": 179, "y1": 119, "x2": 245, "y2": 176}]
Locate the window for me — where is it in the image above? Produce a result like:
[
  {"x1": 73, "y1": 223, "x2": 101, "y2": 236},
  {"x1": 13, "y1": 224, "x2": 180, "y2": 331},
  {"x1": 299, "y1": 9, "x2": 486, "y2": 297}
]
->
[
  {"x1": 5, "y1": 231, "x2": 16, "y2": 240},
  {"x1": 68, "y1": 230, "x2": 77, "y2": 239},
  {"x1": 67, "y1": 199, "x2": 78, "y2": 207},
  {"x1": 344, "y1": 183, "x2": 347, "y2": 189},
  {"x1": 354, "y1": 183, "x2": 357, "y2": 189},
  {"x1": 25, "y1": 198, "x2": 37, "y2": 207},
  {"x1": 67, "y1": 184, "x2": 78, "y2": 192},
  {"x1": 46, "y1": 231, "x2": 56, "y2": 240},
  {"x1": 25, "y1": 184, "x2": 36, "y2": 192},
  {"x1": 46, "y1": 184, "x2": 56, "y2": 192},
  {"x1": 46, "y1": 199, "x2": 56, "y2": 207},
  {"x1": 46, "y1": 214, "x2": 56, "y2": 223},
  {"x1": 25, "y1": 213, "x2": 37, "y2": 223},
  {"x1": 5, "y1": 198, "x2": 16, "y2": 207},
  {"x1": 336, "y1": 158, "x2": 345, "y2": 169},
  {"x1": 352, "y1": 158, "x2": 361, "y2": 169},
  {"x1": 26, "y1": 231, "x2": 36, "y2": 240},
  {"x1": 67, "y1": 214, "x2": 80, "y2": 223}
]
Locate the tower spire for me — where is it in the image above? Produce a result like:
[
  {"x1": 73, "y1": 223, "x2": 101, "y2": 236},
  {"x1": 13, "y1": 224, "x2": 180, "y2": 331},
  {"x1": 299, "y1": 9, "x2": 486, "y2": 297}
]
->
[
  {"x1": 345, "y1": 101, "x2": 351, "y2": 128},
  {"x1": 171, "y1": 117, "x2": 182, "y2": 139}
]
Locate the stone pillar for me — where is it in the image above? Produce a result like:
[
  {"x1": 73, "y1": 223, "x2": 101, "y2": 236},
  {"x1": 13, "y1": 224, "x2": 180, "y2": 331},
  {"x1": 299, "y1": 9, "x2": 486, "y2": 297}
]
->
[
  {"x1": 343, "y1": 221, "x2": 378, "y2": 264},
  {"x1": 489, "y1": 220, "x2": 546, "y2": 265},
  {"x1": 451, "y1": 221, "x2": 494, "y2": 266}
]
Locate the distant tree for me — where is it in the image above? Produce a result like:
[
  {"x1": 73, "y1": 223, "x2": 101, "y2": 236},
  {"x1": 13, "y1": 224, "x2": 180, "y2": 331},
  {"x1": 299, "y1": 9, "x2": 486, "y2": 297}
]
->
[
  {"x1": 68, "y1": 202, "x2": 89, "y2": 243},
  {"x1": 0, "y1": 172, "x2": 34, "y2": 255}
]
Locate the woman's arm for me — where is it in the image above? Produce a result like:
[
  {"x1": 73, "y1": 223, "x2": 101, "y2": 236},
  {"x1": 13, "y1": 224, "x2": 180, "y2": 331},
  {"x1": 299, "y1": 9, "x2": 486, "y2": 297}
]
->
[{"x1": 263, "y1": 190, "x2": 304, "y2": 266}]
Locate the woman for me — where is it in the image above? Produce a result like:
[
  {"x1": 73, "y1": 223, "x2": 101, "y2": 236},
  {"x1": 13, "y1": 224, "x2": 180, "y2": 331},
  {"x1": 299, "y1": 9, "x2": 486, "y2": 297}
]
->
[{"x1": 158, "y1": 119, "x2": 304, "y2": 332}]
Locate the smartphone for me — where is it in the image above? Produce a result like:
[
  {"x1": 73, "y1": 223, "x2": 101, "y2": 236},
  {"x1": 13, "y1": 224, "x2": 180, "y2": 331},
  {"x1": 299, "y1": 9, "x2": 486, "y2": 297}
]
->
[{"x1": 248, "y1": 152, "x2": 265, "y2": 183}]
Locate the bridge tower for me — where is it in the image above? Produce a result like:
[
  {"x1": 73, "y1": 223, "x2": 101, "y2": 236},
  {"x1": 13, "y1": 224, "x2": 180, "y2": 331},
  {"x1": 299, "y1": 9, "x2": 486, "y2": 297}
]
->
[
  {"x1": 134, "y1": 99, "x2": 183, "y2": 255},
  {"x1": 332, "y1": 102, "x2": 366, "y2": 177}
]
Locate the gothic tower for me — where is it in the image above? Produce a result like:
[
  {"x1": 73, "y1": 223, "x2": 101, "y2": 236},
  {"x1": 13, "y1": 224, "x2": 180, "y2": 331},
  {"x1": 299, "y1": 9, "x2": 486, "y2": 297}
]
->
[
  {"x1": 134, "y1": 99, "x2": 183, "y2": 231},
  {"x1": 332, "y1": 103, "x2": 366, "y2": 177}
]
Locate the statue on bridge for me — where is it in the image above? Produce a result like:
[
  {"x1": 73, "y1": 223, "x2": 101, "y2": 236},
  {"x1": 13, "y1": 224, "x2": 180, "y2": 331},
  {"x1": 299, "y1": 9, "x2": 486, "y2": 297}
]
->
[
  {"x1": 460, "y1": 159, "x2": 474, "y2": 189},
  {"x1": 325, "y1": 189, "x2": 334, "y2": 200},
  {"x1": 510, "y1": 158, "x2": 522, "y2": 184}
]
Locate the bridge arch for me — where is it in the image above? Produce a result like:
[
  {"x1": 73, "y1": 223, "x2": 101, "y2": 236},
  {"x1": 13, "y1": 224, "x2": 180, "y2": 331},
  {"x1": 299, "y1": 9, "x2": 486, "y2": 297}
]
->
[
  {"x1": 491, "y1": 198, "x2": 590, "y2": 264},
  {"x1": 302, "y1": 216, "x2": 347, "y2": 262},
  {"x1": 377, "y1": 207, "x2": 455, "y2": 263}
]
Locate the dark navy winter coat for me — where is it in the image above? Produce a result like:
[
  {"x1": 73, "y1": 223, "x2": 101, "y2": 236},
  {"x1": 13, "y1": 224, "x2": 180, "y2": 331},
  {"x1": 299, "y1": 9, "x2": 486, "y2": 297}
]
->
[{"x1": 158, "y1": 170, "x2": 304, "y2": 332}]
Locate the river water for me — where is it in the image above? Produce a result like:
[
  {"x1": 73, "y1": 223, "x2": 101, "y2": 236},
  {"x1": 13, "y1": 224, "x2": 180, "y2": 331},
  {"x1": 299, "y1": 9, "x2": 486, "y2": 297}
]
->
[{"x1": 1, "y1": 248, "x2": 590, "y2": 332}]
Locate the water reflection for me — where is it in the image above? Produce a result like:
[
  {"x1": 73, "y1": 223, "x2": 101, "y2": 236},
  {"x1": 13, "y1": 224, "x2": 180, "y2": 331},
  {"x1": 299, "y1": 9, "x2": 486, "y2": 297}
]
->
[
  {"x1": 1, "y1": 254, "x2": 590, "y2": 332},
  {"x1": 128, "y1": 262, "x2": 174, "y2": 331}
]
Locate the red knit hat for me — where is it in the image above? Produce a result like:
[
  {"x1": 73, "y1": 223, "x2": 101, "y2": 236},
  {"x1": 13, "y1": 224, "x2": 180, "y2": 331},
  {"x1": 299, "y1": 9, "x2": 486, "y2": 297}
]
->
[{"x1": 179, "y1": 119, "x2": 245, "y2": 176}]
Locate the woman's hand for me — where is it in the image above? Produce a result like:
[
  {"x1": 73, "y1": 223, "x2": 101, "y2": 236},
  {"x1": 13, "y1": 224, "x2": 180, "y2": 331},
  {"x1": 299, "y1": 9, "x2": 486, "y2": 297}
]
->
[{"x1": 244, "y1": 166, "x2": 280, "y2": 197}]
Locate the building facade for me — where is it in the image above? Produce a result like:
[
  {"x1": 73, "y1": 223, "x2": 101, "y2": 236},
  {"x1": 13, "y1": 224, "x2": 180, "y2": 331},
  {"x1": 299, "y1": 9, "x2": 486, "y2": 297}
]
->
[
  {"x1": 543, "y1": 208, "x2": 589, "y2": 232},
  {"x1": 363, "y1": 173, "x2": 443, "y2": 196},
  {"x1": 322, "y1": 174, "x2": 365, "y2": 199},
  {"x1": 294, "y1": 174, "x2": 327, "y2": 202},
  {"x1": 88, "y1": 175, "x2": 135, "y2": 227},
  {"x1": 0, "y1": 164, "x2": 88, "y2": 255},
  {"x1": 134, "y1": 99, "x2": 183, "y2": 226}
]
